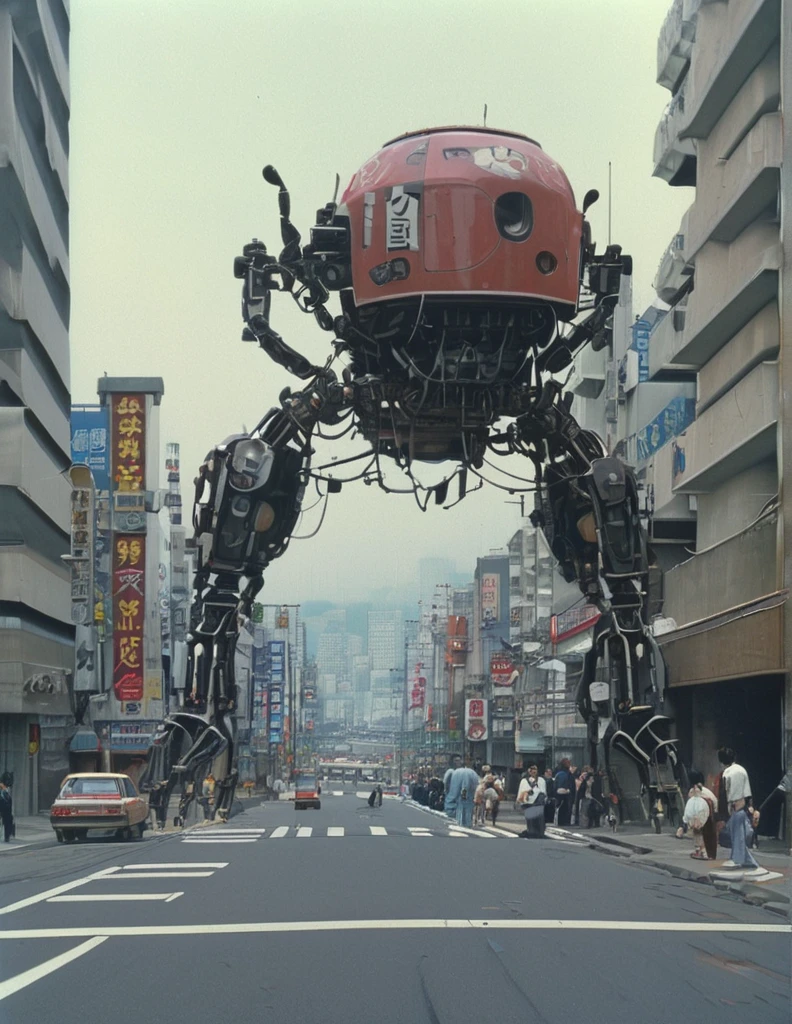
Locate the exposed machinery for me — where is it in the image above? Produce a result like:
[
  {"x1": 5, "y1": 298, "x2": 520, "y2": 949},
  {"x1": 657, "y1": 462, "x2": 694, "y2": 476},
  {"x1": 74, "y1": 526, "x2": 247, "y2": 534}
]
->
[{"x1": 143, "y1": 127, "x2": 683, "y2": 831}]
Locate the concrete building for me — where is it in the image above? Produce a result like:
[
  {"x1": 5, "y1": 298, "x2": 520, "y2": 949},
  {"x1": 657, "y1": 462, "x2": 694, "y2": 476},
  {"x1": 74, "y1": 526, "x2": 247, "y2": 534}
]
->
[
  {"x1": 644, "y1": 0, "x2": 788, "y2": 831},
  {"x1": 0, "y1": 1, "x2": 72, "y2": 813}
]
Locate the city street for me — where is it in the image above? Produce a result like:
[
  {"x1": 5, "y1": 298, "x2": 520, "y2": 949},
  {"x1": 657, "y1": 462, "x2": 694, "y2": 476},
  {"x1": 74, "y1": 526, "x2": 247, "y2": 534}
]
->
[{"x1": 0, "y1": 786, "x2": 788, "y2": 1023}]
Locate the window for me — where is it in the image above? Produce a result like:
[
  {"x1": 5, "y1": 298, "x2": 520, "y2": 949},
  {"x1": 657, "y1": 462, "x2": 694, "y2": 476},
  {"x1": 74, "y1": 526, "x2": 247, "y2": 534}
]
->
[
  {"x1": 123, "y1": 778, "x2": 138, "y2": 798},
  {"x1": 60, "y1": 778, "x2": 121, "y2": 797}
]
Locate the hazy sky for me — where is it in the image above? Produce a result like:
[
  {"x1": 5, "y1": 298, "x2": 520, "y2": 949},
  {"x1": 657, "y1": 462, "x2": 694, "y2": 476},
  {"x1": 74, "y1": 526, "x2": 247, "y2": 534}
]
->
[{"x1": 69, "y1": 0, "x2": 691, "y2": 605}]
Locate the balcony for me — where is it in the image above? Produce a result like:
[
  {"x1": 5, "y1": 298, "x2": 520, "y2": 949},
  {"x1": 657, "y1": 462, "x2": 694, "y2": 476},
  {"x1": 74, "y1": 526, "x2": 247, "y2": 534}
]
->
[
  {"x1": 654, "y1": 210, "x2": 692, "y2": 302},
  {"x1": 657, "y1": 0, "x2": 701, "y2": 91},
  {"x1": 647, "y1": 300, "x2": 698, "y2": 379},
  {"x1": 647, "y1": 440, "x2": 696, "y2": 523},
  {"x1": 680, "y1": 0, "x2": 781, "y2": 140},
  {"x1": 569, "y1": 343, "x2": 606, "y2": 400},
  {"x1": 686, "y1": 113, "x2": 781, "y2": 260},
  {"x1": 653, "y1": 79, "x2": 697, "y2": 186},
  {"x1": 662, "y1": 508, "x2": 777, "y2": 626},
  {"x1": 672, "y1": 360, "x2": 777, "y2": 493},
  {"x1": 697, "y1": 301, "x2": 778, "y2": 413},
  {"x1": 673, "y1": 221, "x2": 780, "y2": 368}
]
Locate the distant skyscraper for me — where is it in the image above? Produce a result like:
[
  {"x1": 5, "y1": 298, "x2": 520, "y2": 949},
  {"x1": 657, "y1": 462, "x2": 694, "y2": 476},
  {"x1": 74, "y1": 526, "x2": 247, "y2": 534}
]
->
[{"x1": 368, "y1": 610, "x2": 404, "y2": 672}]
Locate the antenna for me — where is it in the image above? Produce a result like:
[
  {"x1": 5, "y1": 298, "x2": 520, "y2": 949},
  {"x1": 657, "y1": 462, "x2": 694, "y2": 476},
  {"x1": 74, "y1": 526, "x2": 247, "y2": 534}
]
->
[
  {"x1": 608, "y1": 161, "x2": 612, "y2": 246},
  {"x1": 483, "y1": 103, "x2": 488, "y2": 127}
]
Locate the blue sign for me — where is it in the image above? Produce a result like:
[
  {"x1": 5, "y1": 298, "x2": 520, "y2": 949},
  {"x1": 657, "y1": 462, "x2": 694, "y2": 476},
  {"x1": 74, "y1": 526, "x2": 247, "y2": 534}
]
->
[
  {"x1": 267, "y1": 640, "x2": 286, "y2": 740},
  {"x1": 71, "y1": 406, "x2": 110, "y2": 491},
  {"x1": 635, "y1": 396, "x2": 695, "y2": 461},
  {"x1": 631, "y1": 319, "x2": 650, "y2": 383}
]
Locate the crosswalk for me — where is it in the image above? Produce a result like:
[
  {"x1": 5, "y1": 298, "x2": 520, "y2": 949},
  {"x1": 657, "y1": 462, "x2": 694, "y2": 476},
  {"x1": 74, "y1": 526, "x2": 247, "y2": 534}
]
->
[{"x1": 180, "y1": 825, "x2": 509, "y2": 841}]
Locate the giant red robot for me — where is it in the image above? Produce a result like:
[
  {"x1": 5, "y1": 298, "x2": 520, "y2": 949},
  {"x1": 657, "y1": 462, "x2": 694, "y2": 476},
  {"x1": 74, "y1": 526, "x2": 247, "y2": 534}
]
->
[{"x1": 144, "y1": 127, "x2": 684, "y2": 832}]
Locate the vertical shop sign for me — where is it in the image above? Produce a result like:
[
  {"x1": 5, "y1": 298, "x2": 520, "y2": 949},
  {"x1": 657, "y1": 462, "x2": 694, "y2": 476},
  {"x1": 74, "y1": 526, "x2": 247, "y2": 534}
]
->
[
  {"x1": 113, "y1": 534, "x2": 146, "y2": 702},
  {"x1": 112, "y1": 394, "x2": 146, "y2": 492},
  {"x1": 481, "y1": 573, "x2": 500, "y2": 625}
]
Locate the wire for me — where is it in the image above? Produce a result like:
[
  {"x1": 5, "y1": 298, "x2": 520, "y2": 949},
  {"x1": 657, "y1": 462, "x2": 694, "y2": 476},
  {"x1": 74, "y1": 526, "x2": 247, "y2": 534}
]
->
[{"x1": 291, "y1": 490, "x2": 330, "y2": 540}]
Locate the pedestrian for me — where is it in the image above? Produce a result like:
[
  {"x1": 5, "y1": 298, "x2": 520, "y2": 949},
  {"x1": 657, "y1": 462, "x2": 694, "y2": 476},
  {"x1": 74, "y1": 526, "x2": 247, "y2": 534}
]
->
[
  {"x1": 587, "y1": 770, "x2": 606, "y2": 829},
  {"x1": 376, "y1": 784, "x2": 383, "y2": 807},
  {"x1": 483, "y1": 773, "x2": 503, "y2": 827},
  {"x1": 0, "y1": 781, "x2": 13, "y2": 842},
  {"x1": 447, "y1": 765, "x2": 480, "y2": 828},
  {"x1": 716, "y1": 747, "x2": 760, "y2": 871},
  {"x1": 368, "y1": 788, "x2": 377, "y2": 807},
  {"x1": 200, "y1": 774, "x2": 215, "y2": 820},
  {"x1": 554, "y1": 758, "x2": 574, "y2": 826},
  {"x1": 516, "y1": 764, "x2": 547, "y2": 838}
]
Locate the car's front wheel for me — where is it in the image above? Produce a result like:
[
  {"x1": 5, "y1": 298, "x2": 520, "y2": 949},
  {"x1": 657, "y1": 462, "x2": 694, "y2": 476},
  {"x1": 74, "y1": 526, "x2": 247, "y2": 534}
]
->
[{"x1": 54, "y1": 830, "x2": 64, "y2": 843}]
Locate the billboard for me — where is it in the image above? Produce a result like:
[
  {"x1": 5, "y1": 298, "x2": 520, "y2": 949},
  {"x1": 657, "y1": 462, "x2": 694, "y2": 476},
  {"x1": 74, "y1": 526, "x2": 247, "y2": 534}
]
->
[
  {"x1": 490, "y1": 654, "x2": 516, "y2": 686},
  {"x1": 71, "y1": 406, "x2": 110, "y2": 491},
  {"x1": 631, "y1": 319, "x2": 650, "y2": 383},
  {"x1": 111, "y1": 394, "x2": 146, "y2": 492},
  {"x1": 112, "y1": 534, "x2": 146, "y2": 703},
  {"x1": 268, "y1": 640, "x2": 286, "y2": 743},
  {"x1": 465, "y1": 698, "x2": 489, "y2": 742},
  {"x1": 481, "y1": 573, "x2": 499, "y2": 625}
]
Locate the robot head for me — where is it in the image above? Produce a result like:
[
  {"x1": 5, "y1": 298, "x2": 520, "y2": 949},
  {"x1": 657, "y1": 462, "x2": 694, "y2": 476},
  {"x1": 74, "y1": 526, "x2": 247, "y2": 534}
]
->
[
  {"x1": 228, "y1": 438, "x2": 275, "y2": 492},
  {"x1": 337, "y1": 126, "x2": 583, "y2": 319}
]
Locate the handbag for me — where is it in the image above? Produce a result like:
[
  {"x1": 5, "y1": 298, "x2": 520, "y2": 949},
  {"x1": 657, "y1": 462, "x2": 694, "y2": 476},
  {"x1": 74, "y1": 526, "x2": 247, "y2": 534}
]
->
[{"x1": 718, "y1": 818, "x2": 732, "y2": 849}]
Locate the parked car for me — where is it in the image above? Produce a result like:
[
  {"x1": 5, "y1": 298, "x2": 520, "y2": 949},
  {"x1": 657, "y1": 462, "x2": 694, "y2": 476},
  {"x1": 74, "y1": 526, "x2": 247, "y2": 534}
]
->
[{"x1": 50, "y1": 773, "x2": 149, "y2": 842}]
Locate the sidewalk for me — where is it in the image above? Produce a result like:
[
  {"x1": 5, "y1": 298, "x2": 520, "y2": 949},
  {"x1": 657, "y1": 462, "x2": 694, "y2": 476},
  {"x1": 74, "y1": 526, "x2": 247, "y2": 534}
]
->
[
  {"x1": 495, "y1": 804, "x2": 792, "y2": 917},
  {"x1": 0, "y1": 813, "x2": 54, "y2": 851}
]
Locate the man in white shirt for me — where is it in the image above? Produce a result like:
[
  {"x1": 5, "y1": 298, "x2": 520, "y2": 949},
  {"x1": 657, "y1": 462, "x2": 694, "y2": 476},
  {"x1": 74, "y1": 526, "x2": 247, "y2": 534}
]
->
[{"x1": 717, "y1": 748, "x2": 759, "y2": 870}]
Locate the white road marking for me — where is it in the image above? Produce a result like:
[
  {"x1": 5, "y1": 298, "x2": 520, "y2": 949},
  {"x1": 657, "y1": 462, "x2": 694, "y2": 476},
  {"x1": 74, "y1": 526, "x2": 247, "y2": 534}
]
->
[
  {"x1": 47, "y1": 893, "x2": 184, "y2": 903},
  {"x1": 205, "y1": 829, "x2": 266, "y2": 834},
  {"x1": 0, "y1": 936, "x2": 107, "y2": 1002},
  {"x1": 447, "y1": 830, "x2": 466, "y2": 837},
  {"x1": 100, "y1": 871, "x2": 215, "y2": 879},
  {"x1": 1, "y1": 920, "x2": 787, "y2": 940},
  {"x1": 181, "y1": 839, "x2": 257, "y2": 844},
  {"x1": 296, "y1": 827, "x2": 312, "y2": 838},
  {"x1": 447, "y1": 825, "x2": 494, "y2": 838},
  {"x1": 408, "y1": 828, "x2": 432, "y2": 836},
  {"x1": 121, "y1": 863, "x2": 228, "y2": 870},
  {"x1": 482, "y1": 827, "x2": 518, "y2": 838},
  {"x1": 369, "y1": 826, "x2": 387, "y2": 836},
  {"x1": 327, "y1": 827, "x2": 344, "y2": 837},
  {"x1": 0, "y1": 867, "x2": 121, "y2": 917},
  {"x1": 0, "y1": 843, "x2": 32, "y2": 853},
  {"x1": 270, "y1": 826, "x2": 290, "y2": 838},
  {"x1": 332, "y1": 791, "x2": 344, "y2": 796}
]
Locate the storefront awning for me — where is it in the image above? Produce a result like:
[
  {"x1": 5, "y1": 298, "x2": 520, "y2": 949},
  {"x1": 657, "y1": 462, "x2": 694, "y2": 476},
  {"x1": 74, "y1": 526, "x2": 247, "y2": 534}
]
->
[
  {"x1": 659, "y1": 590, "x2": 786, "y2": 687},
  {"x1": 69, "y1": 728, "x2": 101, "y2": 753}
]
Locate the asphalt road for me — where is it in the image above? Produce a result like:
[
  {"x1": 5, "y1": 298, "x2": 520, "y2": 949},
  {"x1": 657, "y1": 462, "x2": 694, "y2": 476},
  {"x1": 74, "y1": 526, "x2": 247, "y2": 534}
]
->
[{"x1": 0, "y1": 785, "x2": 789, "y2": 1023}]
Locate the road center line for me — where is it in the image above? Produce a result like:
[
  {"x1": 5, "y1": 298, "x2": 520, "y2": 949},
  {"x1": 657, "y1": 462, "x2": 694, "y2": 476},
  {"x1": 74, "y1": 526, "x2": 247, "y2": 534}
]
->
[
  {"x1": 296, "y1": 828, "x2": 312, "y2": 838},
  {"x1": 0, "y1": 920, "x2": 787, "y2": 940},
  {"x1": 327, "y1": 827, "x2": 344, "y2": 837},
  {"x1": 47, "y1": 893, "x2": 184, "y2": 903},
  {"x1": 270, "y1": 827, "x2": 289, "y2": 838},
  {"x1": 0, "y1": 936, "x2": 107, "y2": 1002},
  {"x1": 98, "y1": 871, "x2": 215, "y2": 879},
  {"x1": 369, "y1": 826, "x2": 387, "y2": 836},
  {"x1": 0, "y1": 867, "x2": 121, "y2": 917},
  {"x1": 121, "y1": 863, "x2": 228, "y2": 870}
]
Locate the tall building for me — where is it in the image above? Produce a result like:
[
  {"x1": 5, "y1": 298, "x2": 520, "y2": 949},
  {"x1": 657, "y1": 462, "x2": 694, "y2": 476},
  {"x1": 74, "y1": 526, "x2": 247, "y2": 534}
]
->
[
  {"x1": 367, "y1": 610, "x2": 404, "y2": 672},
  {"x1": 643, "y1": 0, "x2": 788, "y2": 830},
  {"x1": 0, "y1": 1, "x2": 71, "y2": 814}
]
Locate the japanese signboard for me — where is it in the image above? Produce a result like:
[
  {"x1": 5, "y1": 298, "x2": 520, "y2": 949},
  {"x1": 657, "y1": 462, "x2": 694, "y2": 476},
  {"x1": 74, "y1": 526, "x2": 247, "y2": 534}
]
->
[
  {"x1": 465, "y1": 698, "x2": 489, "y2": 742},
  {"x1": 635, "y1": 395, "x2": 695, "y2": 462},
  {"x1": 71, "y1": 406, "x2": 110, "y2": 491},
  {"x1": 490, "y1": 654, "x2": 516, "y2": 686},
  {"x1": 408, "y1": 662, "x2": 427, "y2": 710},
  {"x1": 68, "y1": 474, "x2": 94, "y2": 625},
  {"x1": 631, "y1": 319, "x2": 650, "y2": 383},
  {"x1": 112, "y1": 534, "x2": 146, "y2": 703},
  {"x1": 481, "y1": 573, "x2": 500, "y2": 625},
  {"x1": 268, "y1": 640, "x2": 286, "y2": 743},
  {"x1": 111, "y1": 394, "x2": 146, "y2": 492}
]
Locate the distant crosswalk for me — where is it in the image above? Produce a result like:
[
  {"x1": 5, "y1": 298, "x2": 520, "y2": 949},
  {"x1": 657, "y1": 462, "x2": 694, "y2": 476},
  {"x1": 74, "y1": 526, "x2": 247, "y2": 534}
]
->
[{"x1": 180, "y1": 825, "x2": 509, "y2": 842}]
